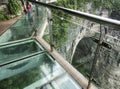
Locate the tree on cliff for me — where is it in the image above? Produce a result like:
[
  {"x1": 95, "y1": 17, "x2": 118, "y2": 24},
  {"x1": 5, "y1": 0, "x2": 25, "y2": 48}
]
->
[
  {"x1": 7, "y1": 0, "x2": 21, "y2": 15},
  {"x1": 92, "y1": 0, "x2": 120, "y2": 13}
]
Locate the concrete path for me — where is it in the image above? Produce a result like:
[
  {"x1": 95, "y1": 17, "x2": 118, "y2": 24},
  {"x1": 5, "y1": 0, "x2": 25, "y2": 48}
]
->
[{"x1": 0, "y1": 16, "x2": 20, "y2": 35}]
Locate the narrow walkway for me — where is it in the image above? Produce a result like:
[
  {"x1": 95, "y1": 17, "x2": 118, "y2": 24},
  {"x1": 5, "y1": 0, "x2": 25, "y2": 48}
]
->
[{"x1": 0, "y1": 16, "x2": 20, "y2": 35}]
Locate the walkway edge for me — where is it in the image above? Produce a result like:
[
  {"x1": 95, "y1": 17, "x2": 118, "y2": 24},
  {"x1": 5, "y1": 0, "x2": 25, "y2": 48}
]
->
[{"x1": 36, "y1": 36, "x2": 97, "y2": 89}]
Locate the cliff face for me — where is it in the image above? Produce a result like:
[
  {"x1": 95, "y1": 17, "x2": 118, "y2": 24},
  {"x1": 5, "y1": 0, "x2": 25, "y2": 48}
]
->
[
  {"x1": 56, "y1": 2, "x2": 104, "y2": 63},
  {"x1": 72, "y1": 36, "x2": 120, "y2": 89},
  {"x1": 56, "y1": 19, "x2": 89, "y2": 63},
  {"x1": 55, "y1": 3, "x2": 120, "y2": 89}
]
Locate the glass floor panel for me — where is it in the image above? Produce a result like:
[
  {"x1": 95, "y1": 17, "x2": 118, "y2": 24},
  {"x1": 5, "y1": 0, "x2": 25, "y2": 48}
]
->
[
  {"x1": 0, "y1": 40, "x2": 43, "y2": 64},
  {"x1": 0, "y1": 15, "x2": 34, "y2": 44},
  {"x1": 53, "y1": 73, "x2": 82, "y2": 89},
  {"x1": 0, "y1": 5, "x2": 45, "y2": 44},
  {"x1": 0, "y1": 54, "x2": 56, "y2": 85},
  {"x1": 0, "y1": 1, "x2": 82, "y2": 88},
  {"x1": 0, "y1": 53, "x2": 82, "y2": 89}
]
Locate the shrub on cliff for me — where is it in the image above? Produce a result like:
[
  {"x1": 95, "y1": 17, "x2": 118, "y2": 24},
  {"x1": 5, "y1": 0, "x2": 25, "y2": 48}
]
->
[{"x1": 7, "y1": 0, "x2": 21, "y2": 15}]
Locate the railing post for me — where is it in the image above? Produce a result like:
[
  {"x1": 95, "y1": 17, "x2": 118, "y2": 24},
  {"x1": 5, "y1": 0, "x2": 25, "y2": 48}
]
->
[
  {"x1": 49, "y1": 18, "x2": 54, "y2": 52},
  {"x1": 33, "y1": 25, "x2": 38, "y2": 36},
  {"x1": 47, "y1": 9, "x2": 54, "y2": 52},
  {"x1": 35, "y1": 0, "x2": 39, "y2": 16},
  {"x1": 87, "y1": 24, "x2": 105, "y2": 89}
]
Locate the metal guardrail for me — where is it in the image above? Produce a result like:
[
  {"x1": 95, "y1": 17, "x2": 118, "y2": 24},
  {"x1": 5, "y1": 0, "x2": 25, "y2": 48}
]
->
[
  {"x1": 28, "y1": 1, "x2": 120, "y2": 89},
  {"x1": 28, "y1": 0, "x2": 120, "y2": 30}
]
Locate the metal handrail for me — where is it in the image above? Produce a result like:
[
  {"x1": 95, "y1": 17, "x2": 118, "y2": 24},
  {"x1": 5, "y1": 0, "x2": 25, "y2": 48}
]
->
[{"x1": 28, "y1": 0, "x2": 120, "y2": 30}]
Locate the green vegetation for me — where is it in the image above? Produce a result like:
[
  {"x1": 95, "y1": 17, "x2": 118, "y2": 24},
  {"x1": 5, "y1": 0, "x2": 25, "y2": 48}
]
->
[
  {"x1": 7, "y1": 0, "x2": 21, "y2": 15},
  {"x1": 52, "y1": 13, "x2": 71, "y2": 47},
  {"x1": 49, "y1": 0, "x2": 120, "y2": 48},
  {"x1": 50, "y1": 0, "x2": 83, "y2": 48},
  {"x1": 0, "y1": 10, "x2": 11, "y2": 21},
  {"x1": 54, "y1": 0, "x2": 120, "y2": 14},
  {"x1": 0, "y1": 10, "x2": 4, "y2": 21},
  {"x1": 92, "y1": 0, "x2": 120, "y2": 13},
  {"x1": 0, "y1": 0, "x2": 120, "y2": 87},
  {"x1": 54, "y1": 0, "x2": 90, "y2": 10},
  {"x1": 0, "y1": 0, "x2": 21, "y2": 21},
  {"x1": 0, "y1": 67, "x2": 41, "y2": 89},
  {"x1": 0, "y1": 55, "x2": 55, "y2": 89},
  {"x1": 49, "y1": 0, "x2": 94, "y2": 47}
]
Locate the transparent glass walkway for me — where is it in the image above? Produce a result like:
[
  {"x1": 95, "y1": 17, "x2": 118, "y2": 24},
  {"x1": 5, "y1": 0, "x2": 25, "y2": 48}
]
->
[{"x1": 0, "y1": 4, "x2": 82, "y2": 89}]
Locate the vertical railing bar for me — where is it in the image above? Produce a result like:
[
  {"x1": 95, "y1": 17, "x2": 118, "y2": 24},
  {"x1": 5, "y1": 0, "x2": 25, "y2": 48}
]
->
[
  {"x1": 87, "y1": 24, "x2": 104, "y2": 89},
  {"x1": 47, "y1": 9, "x2": 54, "y2": 51},
  {"x1": 49, "y1": 18, "x2": 54, "y2": 52}
]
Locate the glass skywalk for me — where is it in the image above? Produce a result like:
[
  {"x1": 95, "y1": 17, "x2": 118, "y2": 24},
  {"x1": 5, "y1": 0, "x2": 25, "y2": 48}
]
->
[
  {"x1": 0, "y1": 39, "x2": 43, "y2": 64},
  {"x1": 0, "y1": 39, "x2": 82, "y2": 89},
  {"x1": 0, "y1": 2, "x2": 82, "y2": 89},
  {"x1": 0, "y1": 3, "x2": 45, "y2": 44}
]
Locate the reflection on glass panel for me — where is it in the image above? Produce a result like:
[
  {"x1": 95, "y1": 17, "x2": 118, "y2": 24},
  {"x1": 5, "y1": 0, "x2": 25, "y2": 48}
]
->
[
  {"x1": 34, "y1": 73, "x2": 82, "y2": 89},
  {"x1": 0, "y1": 52, "x2": 82, "y2": 89},
  {"x1": 43, "y1": 7, "x2": 83, "y2": 62},
  {"x1": 71, "y1": 24, "x2": 120, "y2": 87},
  {"x1": 0, "y1": 4, "x2": 46, "y2": 44},
  {"x1": 0, "y1": 54, "x2": 57, "y2": 88},
  {"x1": 0, "y1": 40, "x2": 42, "y2": 64},
  {"x1": 53, "y1": 74, "x2": 82, "y2": 89}
]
